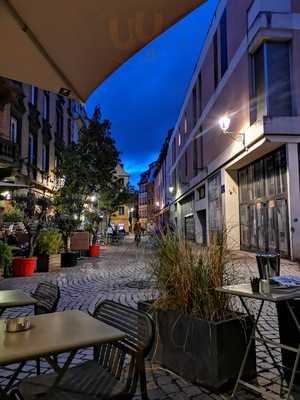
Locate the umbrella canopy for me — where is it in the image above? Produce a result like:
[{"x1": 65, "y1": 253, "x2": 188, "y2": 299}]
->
[{"x1": 0, "y1": 0, "x2": 207, "y2": 102}]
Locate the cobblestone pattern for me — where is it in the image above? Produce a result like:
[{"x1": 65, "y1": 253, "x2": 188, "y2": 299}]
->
[{"x1": 0, "y1": 239, "x2": 299, "y2": 399}]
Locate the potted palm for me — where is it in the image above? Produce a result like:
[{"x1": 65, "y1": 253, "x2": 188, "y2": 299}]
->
[
  {"x1": 142, "y1": 231, "x2": 256, "y2": 391},
  {"x1": 11, "y1": 191, "x2": 51, "y2": 277},
  {"x1": 84, "y1": 210, "x2": 103, "y2": 257},
  {"x1": 35, "y1": 228, "x2": 63, "y2": 272}
]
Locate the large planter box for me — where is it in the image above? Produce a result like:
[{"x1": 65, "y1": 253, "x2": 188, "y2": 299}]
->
[
  {"x1": 61, "y1": 252, "x2": 78, "y2": 268},
  {"x1": 147, "y1": 307, "x2": 256, "y2": 391},
  {"x1": 36, "y1": 254, "x2": 61, "y2": 273}
]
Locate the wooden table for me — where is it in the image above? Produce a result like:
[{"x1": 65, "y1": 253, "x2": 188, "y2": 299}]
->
[
  {"x1": 0, "y1": 310, "x2": 125, "y2": 396},
  {"x1": 217, "y1": 283, "x2": 300, "y2": 399},
  {"x1": 0, "y1": 290, "x2": 37, "y2": 316}
]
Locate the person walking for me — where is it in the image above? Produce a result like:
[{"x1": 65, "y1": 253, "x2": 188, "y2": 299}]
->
[{"x1": 133, "y1": 219, "x2": 142, "y2": 248}]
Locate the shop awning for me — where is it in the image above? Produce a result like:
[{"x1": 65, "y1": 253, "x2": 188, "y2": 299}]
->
[{"x1": 0, "y1": 0, "x2": 207, "y2": 102}]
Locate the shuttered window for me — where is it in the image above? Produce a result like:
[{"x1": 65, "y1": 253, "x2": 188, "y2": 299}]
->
[{"x1": 220, "y1": 9, "x2": 228, "y2": 77}]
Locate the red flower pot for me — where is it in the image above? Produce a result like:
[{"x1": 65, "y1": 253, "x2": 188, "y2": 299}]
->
[
  {"x1": 12, "y1": 257, "x2": 37, "y2": 277},
  {"x1": 89, "y1": 245, "x2": 100, "y2": 257}
]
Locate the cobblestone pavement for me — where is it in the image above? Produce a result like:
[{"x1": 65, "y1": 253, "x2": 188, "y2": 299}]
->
[{"x1": 0, "y1": 238, "x2": 300, "y2": 399}]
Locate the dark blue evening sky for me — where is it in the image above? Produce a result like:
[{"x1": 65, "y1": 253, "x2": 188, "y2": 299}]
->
[{"x1": 86, "y1": 0, "x2": 219, "y2": 187}]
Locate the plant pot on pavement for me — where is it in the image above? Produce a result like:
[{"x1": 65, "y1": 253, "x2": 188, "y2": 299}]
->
[
  {"x1": 89, "y1": 244, "x2": 100, "y2": 257},
  {"x1": 156, "y1": 309, "x2": 256, "y2": 392},
  {"x1": 12, "y1": 257, "x2": 37, "y2": 277},
  {"x1": 61, "y1": 252, "x2": 78, "y2": 268},
  {"x1": 36, "y1": 254, "x2": 61, "y2": 272}
]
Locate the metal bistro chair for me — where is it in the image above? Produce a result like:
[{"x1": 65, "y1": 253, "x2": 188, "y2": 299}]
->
[
  {"x1": 32, "y1": 282, "x2": 60, "y2": 376},
  {"x1": 11, "y1": 300, "x2": 155, "y2": 400}
]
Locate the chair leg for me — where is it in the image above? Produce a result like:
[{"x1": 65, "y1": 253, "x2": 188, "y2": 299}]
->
[
  {"x1": 140, "y1": 365, "x2": 148, "y2": 400},
  {"x1": 36, "y1": 358, "x2": 40, "y2": 375}
]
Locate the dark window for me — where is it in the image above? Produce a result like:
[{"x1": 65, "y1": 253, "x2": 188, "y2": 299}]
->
[
  {"x1": 42, "y1": 143, "x2": 49, "y2": 172},
  {"x1": 220, "y1": 9, "x2": 228, "y2": 77},
  {"x1": 193, "y1": 137, "x2": 198, "y2": 177},
  {"x1": 67, "y1": 118, "x2": 72, "y2": 144},
  {"x1": 28, "y1": 133, "x2": 37, "y2": 166},
  {"x1": 213, "y1": 32, "x2": 219, "y2": 88},
  {"x1": 172, "y1": 138, "x2": 176, "y2": 163},
  {"x1": 251, "y1": 42, "x2": 292, "y2": 124},
  {"x1": 198, "y1": 72, "x2": 202, "y2": 117},
  {"x1": 192, "y1": 86, "x2": 197, "y2": 126},
  {"x1": 118, "y1": 206, "x2": 125, "y2": 215},
  {"x1": 56, "y1": 101, "x2": 64, "y2": 140},
  {"x1": 10, "y1": 116, "x2": 19, "y2": 144},
  {"x1": 43, "y1": 92, "x2": 50, "y2": 120},
  {"x1": 184, "y1": 152, "x2": 188, "y2": 177},
  {"x1": 266, "y1": 42, "x2": 292, "y2": 117},
  {"x1": 197, "y1": 185, "x2": 206, "y2": 200}
]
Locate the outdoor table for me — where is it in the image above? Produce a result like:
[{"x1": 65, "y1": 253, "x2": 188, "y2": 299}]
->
[
  {"x1": 216, "y1": 283, "x2": 300, "y2": 399},
  {"x1": 0, "y1": 309, "x2": 125, "y2": 397},
  {"x1": 0, "y1": 290, "x2": 37, "y2": 316}
]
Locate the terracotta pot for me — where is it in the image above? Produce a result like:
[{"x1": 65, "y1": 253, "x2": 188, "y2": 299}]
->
[
  {"x1": 89, "y1": 245, "x2": 100, "y2": 257},
  {"x1": 12, "y1": 257, "x2": 37, "y2": 277}
]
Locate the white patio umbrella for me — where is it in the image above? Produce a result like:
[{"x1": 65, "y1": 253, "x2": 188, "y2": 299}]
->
[{"x1": 0, "y1": 0, "x2": 207, "y2": 102}]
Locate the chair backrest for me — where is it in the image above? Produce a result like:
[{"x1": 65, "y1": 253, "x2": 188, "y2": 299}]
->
[
  {"x1": 93, "y1": 300, "x2": 155, "y2": 398},
  {"x1": 32, "y1": 281, "x2": 60, "y2": 315}
]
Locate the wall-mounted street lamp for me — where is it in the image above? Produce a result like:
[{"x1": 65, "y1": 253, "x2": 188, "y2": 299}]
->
[
  {"x1": 219, "y1": 115, "x2": 247, "y2": 150},
  {"x1": 169, "y1": 186, "x2": 174, "y2": 194},
  {"x1": 156, "y1": 201, "x2": 160, "y2": 208}
]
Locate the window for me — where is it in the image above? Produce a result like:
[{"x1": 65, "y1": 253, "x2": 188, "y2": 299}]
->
[
  {"x1": 251, "y1": 42, "x2": 292, "y2": 123},
  {"x1": 119, "y1": 178, "x2": 125, "y2": 186},
  {"x1": 192, "y1": 87, "x2": 197, "y2": 126},
  {"x1": 172, "y1": 138, "x2": 176, "y2": 163},
  {"x1": 193, "y1": 137, "x2": 198, "y2": 177},
  {"x1": 56, "y1": 100, "x2": 64, "y2": 140},
  {"x1": 42, "y1": 143, "x2": 49, "y2": 172},
  {"x1": 184, "y1": 152, "x2": 188, "y2": 177},
  {"x1": 198, "y1": 72, "x2": 202, "y2": 117},
  {"x1": 67, "y1": 118, "x2": 72, "y2": 144},
  {"x1": 118, "y1": 206, "x2": 125, "y2": 215},
  {"x1": 213, "y1": 32, "x2": 219, "y2": 88},
  {"x1": 30, "y1": 86, "x2": 38, "y2": 106},
  {"x1": 220, "y1": 9, "x2": 228, "y2": 77},
  {"x1": 43, "y1": 92, "x2": 50, "y2": 120},
  {"x1": 197, "y1": 185, "x2": 206, "y2": 200},
  {"x1": 10, "y1": 117, "x2": 18, "y2": 144},
  {"x1": 28, "y1": 134, "x2": 37, "y2": 165},
  {"x1": 184, "y1": 113, "x2": 188, "y2": 134},
  {"x1": 178, "y1": 131, "x2": 181, "y2": 147}
]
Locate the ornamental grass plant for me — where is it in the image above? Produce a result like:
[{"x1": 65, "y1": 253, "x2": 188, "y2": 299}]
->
[{"x1": 151, "y1": 229, "x2": 237, "y2": 322}]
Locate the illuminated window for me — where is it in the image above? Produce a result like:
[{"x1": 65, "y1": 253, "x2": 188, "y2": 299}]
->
[{"x1": 10, "y1": 117, "x2": 18, "y2": 143}]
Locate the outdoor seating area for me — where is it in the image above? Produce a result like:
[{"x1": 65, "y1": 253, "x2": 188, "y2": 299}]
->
[{"x1": 0, "y1": 285, "x2": 154, "y2": 400}]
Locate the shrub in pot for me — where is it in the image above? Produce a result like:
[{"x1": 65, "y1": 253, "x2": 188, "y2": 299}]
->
[
  {"x1": 84, "y1": 210, "x2": 103, "y2": 257},
  {"x1": 147, "y1": 230, "x2": 256, "y2": 392},
  {"x1": 35, "y1": 228, "x2": 63, "y2": 272},
  {"x1": 11, "y1": 192, "x2": 51, "y2": 277},
  {"x1": 0, "y1": 241, "x2": 12, "y2": 278}
]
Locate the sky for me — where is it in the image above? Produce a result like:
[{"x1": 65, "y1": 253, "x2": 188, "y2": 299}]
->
[{"x1": 86, "y1": 0, "x2": 219, "y2": 187}]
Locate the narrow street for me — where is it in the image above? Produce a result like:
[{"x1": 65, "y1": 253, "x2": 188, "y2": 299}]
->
[{"x1": 1, "y1": 239, "x2": 300, "y2": 399}]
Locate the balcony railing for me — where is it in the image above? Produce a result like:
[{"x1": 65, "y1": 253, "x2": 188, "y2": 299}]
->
[{"x1": 0, "y1": 136, "x2": 19, "y2": 162}]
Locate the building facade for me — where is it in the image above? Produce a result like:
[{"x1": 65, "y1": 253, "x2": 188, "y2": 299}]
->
[
  {"x1": 110, "y1": 164, "x2": 133, "y2": 232},
  {"x1": 138, "y1": 162, "x2": 157, "y2": 228},
  {"x1": 159, "y1": 0, "x2": 300, "y2": 259},
  {"x1": 0, "y1": 79, "x2": 86, "y2": 196}
]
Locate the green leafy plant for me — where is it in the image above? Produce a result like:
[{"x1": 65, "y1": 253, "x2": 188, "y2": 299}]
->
[
  {"x1": 3, "y1": 207, "x2": 22, "y2": 223},
  {"x1": 0, "y1": 241, "x2": 12, "y2": 277},
  {"x1": 151, "y1": 229, "x2": 236, "y2": 322},
  {"x1": 35, "y1": 228, "x2": 63, "y2": 256}
]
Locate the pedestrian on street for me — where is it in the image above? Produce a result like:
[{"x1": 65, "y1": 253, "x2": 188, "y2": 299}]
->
[
  {"x1": 134, "y1": 219, "x2": 142, "y2": 248},
  {"x1": 107, "y1": 224, "x2": 113, "y2": 244}
]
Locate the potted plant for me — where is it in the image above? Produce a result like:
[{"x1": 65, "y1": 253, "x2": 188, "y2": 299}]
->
[
  {"x1": 35, "y1": 228, "x2": 63, "y2": 272},
  {"x1": 142, "y1": 231, "x2": 256, "y2": 392},
  {"x1": 0, "y1": 241, "x2": 12, "y2": 278},
  {"x1": 11, "y1": 191, "x2": 51, "y2": 277},
  {"x1": 84, "y1": 210, "x2": 103, "y2": 257}
]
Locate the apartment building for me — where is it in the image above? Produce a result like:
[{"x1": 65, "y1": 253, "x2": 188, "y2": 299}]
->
[
  {"x1": 111, "y1": 164, "x2": 132, "y2": 232},
  {"x1": 162, "y1": 0, "x2": 300, "y2": 259},
  {"x1": 0, "y1": 79, "x2": 86, "y2": 194},
  {"x1": 138, "y1": 162, "x2": 157, "y2": 228}
]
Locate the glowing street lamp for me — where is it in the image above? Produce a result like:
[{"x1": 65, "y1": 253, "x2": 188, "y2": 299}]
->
[
  {"x1": 218, "y1": 115, "x2": 247, "y2": 150},
  {"x1": 169, "y1": 186, "x2": 174, "y2": 194}
]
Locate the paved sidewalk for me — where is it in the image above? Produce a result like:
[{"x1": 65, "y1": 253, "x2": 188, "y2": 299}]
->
[{"x1": 0, "y1": 239, "x2": 299, "y2": 399}]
